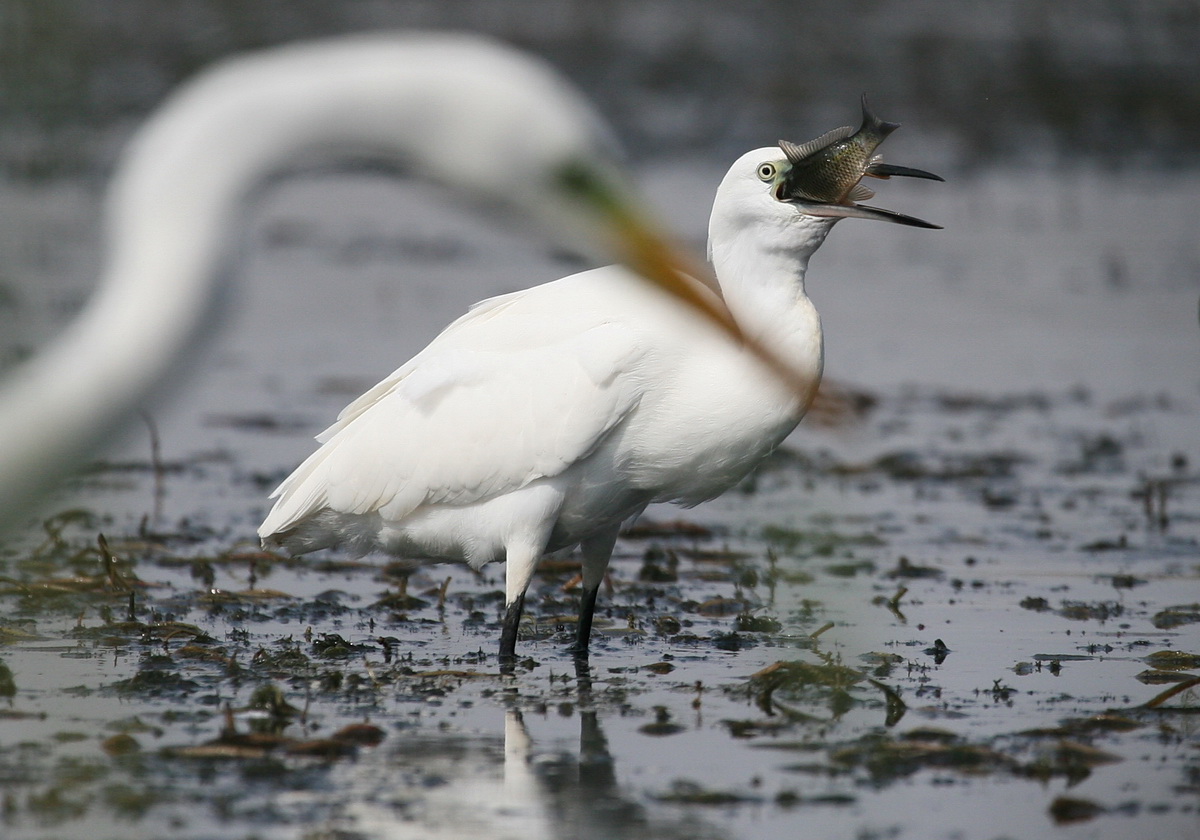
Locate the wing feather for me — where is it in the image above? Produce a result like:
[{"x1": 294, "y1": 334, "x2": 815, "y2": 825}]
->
[{"x1": 259, "y1": 271, "x2": 650, "y2": 539}]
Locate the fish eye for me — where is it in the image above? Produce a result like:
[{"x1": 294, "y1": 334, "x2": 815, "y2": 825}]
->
[{"x1": 757, "y1": 162, "x2": 778, "y2": 182}]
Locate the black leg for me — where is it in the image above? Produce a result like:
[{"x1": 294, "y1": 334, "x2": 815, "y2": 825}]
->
[
  {"x1": 567, "y1": 524, "x2": 618, "y2": 659},
  {"x1": 499, "y1": 591, "x2": 525, "y2": 663},
  {"x1": 566, "y1": 582, "x2": 600, "y2": 657}
]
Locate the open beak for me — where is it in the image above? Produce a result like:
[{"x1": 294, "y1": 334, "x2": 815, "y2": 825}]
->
[
  {"x1": 788, "y1": 198, "x2": 943, "y2": 229},
  {"x1": 864, "y1": 162, "x2": 944, "y2": 181},
  {"x1": 785, "y1": 161, "x2": 944, "y2": 229}
]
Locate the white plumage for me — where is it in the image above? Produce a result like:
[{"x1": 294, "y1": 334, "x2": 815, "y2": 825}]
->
[{"x1": 261, "y1": 147, "x2": 852, "y2": 659}]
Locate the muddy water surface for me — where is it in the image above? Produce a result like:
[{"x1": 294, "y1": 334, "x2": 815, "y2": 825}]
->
[{"x1": 0, "y1": 162, "x2": 1197, "y2": 840}]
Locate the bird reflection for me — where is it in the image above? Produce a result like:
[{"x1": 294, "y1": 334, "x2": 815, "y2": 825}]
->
[
  {"x1": 501, "y1": 662, "x2": 643, "y2": 839},
  {"x1": 341, "y1": 661, "x2": 721, "y2": 839}
]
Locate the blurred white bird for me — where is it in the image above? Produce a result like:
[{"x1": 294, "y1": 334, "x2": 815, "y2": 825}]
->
[
  {"x1": 0, "y1": 34, "x2": 721, "y2": 529},
  {"x1": 259, "y1": 103, "x2": 940, "y2": 659}
]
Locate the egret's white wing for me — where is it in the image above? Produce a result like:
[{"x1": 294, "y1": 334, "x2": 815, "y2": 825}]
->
[{"x1": 260, "y1": 270, "x2": 652, "y2": 537}]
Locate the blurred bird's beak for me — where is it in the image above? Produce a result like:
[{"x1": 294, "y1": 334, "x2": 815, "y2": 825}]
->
[{"x1": 557, "y1": 159, "x2": 817, "y2": 396}]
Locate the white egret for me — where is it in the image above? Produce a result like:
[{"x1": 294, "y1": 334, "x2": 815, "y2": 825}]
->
[
  {"x1": 0, "y1": 34, "x2": 722, "y2": 529},
  {"x1": 259, "y1": 104, "x2": 941, "y2": 659}
]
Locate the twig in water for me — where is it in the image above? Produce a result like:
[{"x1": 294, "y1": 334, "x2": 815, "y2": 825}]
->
[
  {"x1": 1145, "y1": 675, "x2": 1200, "y2": 709},
  {"x1": 98, "y1": 534, "x2": 132, "y2": 593},
  {"x1": 810, "y1": 621, "x2": 835, "y2": 640},
  {"x1": 139, "y1": 411, "x2": 165, "y2": 528}
]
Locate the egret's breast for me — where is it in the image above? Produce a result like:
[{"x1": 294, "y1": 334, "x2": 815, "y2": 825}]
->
[{"x1": 611, "y1": 329, "x2": 819, "y2": 507}]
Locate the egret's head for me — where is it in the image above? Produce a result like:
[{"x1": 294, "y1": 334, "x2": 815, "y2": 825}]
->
[
  {"x1": 708, "y1": 140, "x2": 940, "y2": 260},
  {"x1": 709, "y1": 148, "x2": 843, "y2": 260}
]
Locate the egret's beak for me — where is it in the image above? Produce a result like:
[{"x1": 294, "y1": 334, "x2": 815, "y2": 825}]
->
[
  {"x1": 789, "y1": 198, "x2": 943, "y2": 230},
  {"x1": 864, "y1": 162, "x2": 944, "y2": 181},
  {"x1": 781, "y1": 161, "x2": 944, "y2": 229}
]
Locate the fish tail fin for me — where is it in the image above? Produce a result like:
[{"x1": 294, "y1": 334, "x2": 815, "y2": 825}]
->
[{"x1": 859, "y1": 93, "x2": 900, "y2": 140}]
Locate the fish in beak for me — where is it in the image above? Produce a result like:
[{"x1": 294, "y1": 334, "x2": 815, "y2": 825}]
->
[{"x1": 774, "y1": 94, "x2": 943, "y2": 229}]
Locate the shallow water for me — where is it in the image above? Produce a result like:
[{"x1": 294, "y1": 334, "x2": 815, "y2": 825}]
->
[{"x1": 0, "y1": 156, "x2": 1197, "y2": 840}]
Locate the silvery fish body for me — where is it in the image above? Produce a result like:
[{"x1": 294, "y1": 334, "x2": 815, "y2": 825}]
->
[{"x1": 777, "y1": 94, "x2": 898, "y2": 204}]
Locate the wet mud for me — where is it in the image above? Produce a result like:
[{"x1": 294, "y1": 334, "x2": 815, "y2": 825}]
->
[{"x1": 0, "y1": 359, "x2": 1196, "y2": 839}]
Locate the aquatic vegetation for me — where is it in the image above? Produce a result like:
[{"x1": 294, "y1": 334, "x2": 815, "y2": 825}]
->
[
  {"x1": 761, "y1": 526, "x2": 884, "y2": 558},
  {"x1": 739, "y1": 656, "x2": 888, "y2": 724}
]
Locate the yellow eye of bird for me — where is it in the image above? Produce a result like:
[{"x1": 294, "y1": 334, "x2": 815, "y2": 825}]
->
[{"x1": 757, "y1": 162, "x2": 777, "y2": 182}]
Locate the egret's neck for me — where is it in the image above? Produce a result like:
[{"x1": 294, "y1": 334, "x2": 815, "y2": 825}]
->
[{"x1": 708, "y1": 218, "x2": 833, "y2": 342}]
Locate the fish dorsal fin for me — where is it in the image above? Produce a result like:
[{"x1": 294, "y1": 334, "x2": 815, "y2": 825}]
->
[
  {"x1": 848, "y1": 183, "x2": 875, "y2": 202},
  {"x1": 779, "y1": 125, "x2": 854, "y2": 163}
]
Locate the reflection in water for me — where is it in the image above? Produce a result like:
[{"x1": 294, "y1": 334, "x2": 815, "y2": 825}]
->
[
  {"x1": 501, "y1": 709, "x2": 554, "y2": 840},
  {"x1": 519, "y1": 663, "x2": 658, "y2": 840},
  {"x1": 341, "y1": 662, "x2": 721, "y2": 840},
  {"x1": 336, "y1": 724, "x2": 547, "y2": 840}
]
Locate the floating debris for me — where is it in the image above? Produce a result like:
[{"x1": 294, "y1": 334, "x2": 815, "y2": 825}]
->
[
  {"x1": 1058, "y1": 600, "x2": 1123, "y2": 622},
  {"x1": 639, "y1": 706, "x2": 685, "y2": 736},
  {"x1": 1019, "y1": 714, "x2": 1142, "y2": 738},
  {"x1": 651, "y1": 779, "x2": 762, "y2": 806},
  {"x1": 1136, "y1": 669, "x2": 1195, "y2": 685},
  {"x1": 1152, "y1": 604, "x2": 1200, "y2": 630},
  {"x1": 830, "y1": 732, "x2": 1018, "y2": 783},
  {"x1": 311, "y1": 632, "x2": 374, "y2": 658},
  {"x1": 923, "y1": 638, "x2": 951, "y2": 664},
  {"x1": 735, "y1": 613, "x2": 782, "y2": 633},
  {"x1": 886, "y1": 556, "x2": 943, "y2": 580},
  {"x1": 0, "y1": 659, "x2": 15, "y2": 699},
  {"x1": 694, "y1": 596, "x2": 748, "y2": 617},
  {"x1": 167, "y1": 705, "x2": 385, "y2": 762},
  {"x1": 742, "y1": 658, "x2": 871, "y2": 721},
  {"x1": 101, "y1": 733, "x2": 142, "y2": 756},
  {"x1": 1049, "y1": 795, "x2": 1105, "y2": 825}
]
